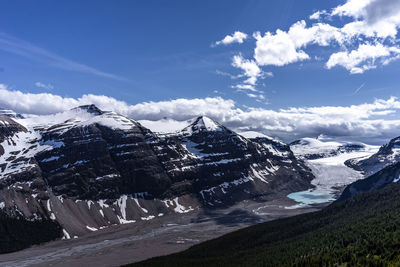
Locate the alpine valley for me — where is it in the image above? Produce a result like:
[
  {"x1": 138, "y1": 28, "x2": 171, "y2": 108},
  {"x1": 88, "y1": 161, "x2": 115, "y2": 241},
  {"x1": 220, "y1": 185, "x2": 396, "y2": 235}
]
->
[{"x1": 0, "y1": 105, "x2": 399, "y2": 266}]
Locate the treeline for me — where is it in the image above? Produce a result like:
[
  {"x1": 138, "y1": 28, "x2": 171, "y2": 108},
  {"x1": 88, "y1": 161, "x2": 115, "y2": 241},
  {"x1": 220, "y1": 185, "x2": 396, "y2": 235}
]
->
[
  {"x1": 0, "y1": 211, "x2": 61, "y2": 253},
  {"x1": 129, "y1": 182, "x2": 400, "y2": 267}
]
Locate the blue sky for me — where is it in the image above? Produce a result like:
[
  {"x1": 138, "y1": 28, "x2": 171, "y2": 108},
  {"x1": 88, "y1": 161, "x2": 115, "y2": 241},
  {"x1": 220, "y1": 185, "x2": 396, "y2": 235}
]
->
[
  {"x1": 1, "y1": 0, "x2": 400, "y2": 143},
  {"x1": 1, "y1": 0, "x2": 399, "y2": 109}
]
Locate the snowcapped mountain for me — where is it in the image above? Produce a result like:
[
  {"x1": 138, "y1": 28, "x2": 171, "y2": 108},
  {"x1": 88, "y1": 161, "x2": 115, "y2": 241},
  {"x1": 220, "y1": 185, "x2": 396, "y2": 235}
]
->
[
  {"x1": 0, "y1": 108, "x2": 24, "y2": 119},
  {"x1": 337, "y1": 135, "x2": 400, "y2": 201},
  {"x1": 346, "y1": 136, "x2": 400, "y2": 177},
  {"x1": 0, "y1": 106, "x2": 314, "y2": 243},
  {"x1": 290, "y1": 138, "x2": 372, "y2": 160}
]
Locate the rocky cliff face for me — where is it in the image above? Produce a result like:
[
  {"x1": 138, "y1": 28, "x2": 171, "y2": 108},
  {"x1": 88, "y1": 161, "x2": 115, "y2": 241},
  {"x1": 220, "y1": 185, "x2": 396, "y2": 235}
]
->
[
  {"x1": 339, "y1": 162, "x2": 400, "y2": 201},
  {"x1": 0, "y1": 105, "x2": 314, "y2": 239},
  {"x1": 345, "y1": 136, "x2": 400, "y2": 176}
]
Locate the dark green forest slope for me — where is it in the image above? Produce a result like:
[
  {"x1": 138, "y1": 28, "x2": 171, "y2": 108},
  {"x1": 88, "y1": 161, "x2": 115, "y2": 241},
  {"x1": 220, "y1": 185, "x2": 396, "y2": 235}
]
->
[
  {"x1": 0, "y1": 211, "x2": 61, "y2": 253},
  {"x1": 130, "y1": 181, "x2": 400, "y2": 267}
]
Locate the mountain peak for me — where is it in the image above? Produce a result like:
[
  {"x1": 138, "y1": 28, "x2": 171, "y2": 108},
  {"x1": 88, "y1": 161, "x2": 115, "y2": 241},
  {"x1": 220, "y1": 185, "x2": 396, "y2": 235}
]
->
[
  {"x1": 72, "y1": 104, "x2": 103, "y2": 115},
  {"x1": 182, "y1": 116, "x2": 224, "y2": 134},
  {"x1": 0, "y1": 108, "x2": 24, "y2": 119},
  {"x1": 389, "y1": 136, "x2": 400, "y2": 146}
]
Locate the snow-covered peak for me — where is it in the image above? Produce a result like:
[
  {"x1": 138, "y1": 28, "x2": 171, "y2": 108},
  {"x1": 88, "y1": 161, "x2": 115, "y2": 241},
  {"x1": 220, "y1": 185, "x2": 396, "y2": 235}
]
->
[
  {"x1": 239, "y1": 131, "x2": 269, "y2": 139},
  {"x1": 18, "y1": 108, "x2": 97, "y2": 129},
  {"x1": 194, "y1": 116, "x2": 222, "y2": 131},
  {"x1": 291, "y1": 137, "x2": 343, "y2": 153},
  {"x1": 139, "y1": 118, "x2": 194, "y2": 134},
  {"x1": 16, "y1": 105, "x2": 137, "y2": 134},
  {"x1": 76, "y1": 111, "x2": 138, "y2": 131},
  {"x1": 239, "y1": 131, "x2": 285, "y2": 145},
  {"x1": 181, "y1": 116, "x2": 225, "y2": 134},
  {"x1": 0, "y1": 108, "x2": 24, "y2": 119},
  {"x1": 290, "y1": 137, "x2": 378, "y2": 159},
  {"x1": 71, "y1": 104, "x2": 103, "y2": 115},
  {"x1": 387, "y1": 136, "x2": 400, "y2": 148}
]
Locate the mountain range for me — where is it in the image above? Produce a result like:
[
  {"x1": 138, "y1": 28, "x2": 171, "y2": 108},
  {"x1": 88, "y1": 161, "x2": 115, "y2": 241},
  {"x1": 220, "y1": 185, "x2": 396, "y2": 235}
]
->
[
  {"x1": 130, "y1": 135, "x2": 400, "y2": 267},
  {"x1": 0, "y1": 105, "x2": 314, "y2": 252},
  {"x1": 2, "y1": 104, "x2": 400, "y2": 262}
]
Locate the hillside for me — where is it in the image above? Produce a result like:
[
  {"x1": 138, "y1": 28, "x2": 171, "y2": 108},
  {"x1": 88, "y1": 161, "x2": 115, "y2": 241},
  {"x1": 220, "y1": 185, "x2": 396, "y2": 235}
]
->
[
  {"x1": 131, "y1": 181, "x2": 400, "y2": 267},
  {"x1": 0, "y1": 105, "x2": 314, "y2": 244}
]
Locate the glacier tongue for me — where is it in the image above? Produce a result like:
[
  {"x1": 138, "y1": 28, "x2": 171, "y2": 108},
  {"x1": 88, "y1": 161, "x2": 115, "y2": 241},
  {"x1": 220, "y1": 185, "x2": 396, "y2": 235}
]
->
[{"x1": 288, "y1": 138, "x2": 379, "y2": 207}]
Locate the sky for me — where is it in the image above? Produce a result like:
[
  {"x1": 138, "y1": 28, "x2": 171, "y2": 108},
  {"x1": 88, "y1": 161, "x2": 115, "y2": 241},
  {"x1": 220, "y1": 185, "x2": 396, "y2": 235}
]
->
[{"x1": 1, "y1": 0, "x2": 400, "y2": 144}]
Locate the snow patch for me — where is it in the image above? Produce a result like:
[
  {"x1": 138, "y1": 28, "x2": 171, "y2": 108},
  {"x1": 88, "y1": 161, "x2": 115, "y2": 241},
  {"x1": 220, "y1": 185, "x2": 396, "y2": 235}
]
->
[
  {"x1": 162, "y1": 197, "x2": 194, "y2": 213},
  {"x1": 86, "y1": 226, "x2": 98, "y2": 231},
  {"x1": 62, "y1": 229, "x2": 71, "y2": 240}
]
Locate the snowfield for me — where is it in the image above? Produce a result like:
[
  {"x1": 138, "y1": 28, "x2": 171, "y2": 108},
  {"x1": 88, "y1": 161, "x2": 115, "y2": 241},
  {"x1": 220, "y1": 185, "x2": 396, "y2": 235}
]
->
[{"x1": 288, "y1": 138, "x2": 379, "y2": 207}]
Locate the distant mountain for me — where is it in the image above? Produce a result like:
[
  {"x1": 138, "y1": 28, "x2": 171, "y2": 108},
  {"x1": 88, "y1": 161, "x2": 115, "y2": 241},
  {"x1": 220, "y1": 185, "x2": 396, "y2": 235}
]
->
[
  {"x1": 130, "y1": 179, "x2": 400, "y2": 267},
  {"x1": 286, "y1": 137, "x2": 378, "y2": 206},
  {"x1": 0, "y1": 108, "x2": 24, "y2": 119},
  {"x1": 337, "y1": 135, "x2": 400, "y2": 201},
  {"x1": 339, "y1": 161, "x2": 400, "y2": 201},
  {"x1": 0, "y1": 105, "x2": 314, "y2": 250},
  {"x1": 346, "y1": 136, "x2": 400, "y2": 176},
  {"x1": 290, "y1": 137, "x2": 371, "y2": 160}
]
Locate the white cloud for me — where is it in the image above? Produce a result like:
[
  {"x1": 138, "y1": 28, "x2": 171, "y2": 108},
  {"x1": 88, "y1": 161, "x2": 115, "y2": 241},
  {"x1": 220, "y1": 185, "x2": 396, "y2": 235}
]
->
[
  {"x1": 35, "y1": 82, "x2": 54, "y2": 90},
  {"x1": 309, "y1": 10, "x2": 328, "y2": 20},
  {"x1": 230, "y1": 54, "x2": 270, "y2": 99},
  {"x1": 331, "y1": 0, "x2": 372, "y2": 18},
  {"x1": 326, "y1": 43, "x2": 400, "y2": 73},
  {"x1": 0, "y1": 84, "x2": 237, "y2": 120},
  {"x1": 330, "y1": 0, "x2": 400, "y2": 39},
  {"x1": 1, "y1": 84, "x2": 400, "y2": 144},
  {"x1": 253, "y1": 21, "x2": 342, "y2": 67},
  {"x1": 218, "y1": 0, "x2": 400, "y2": 81},
  {"x1": 253, "y1": 29, "x2": 309, "y2": 67},
  {"x1": 232, "y1": 54, "x2": 264, "y2": 85},
  {"x1": 233, "y1": 84, "x2": 258, "y2": 92},
  {"x1": 214, "y1": 31, "x2": 248, "y2": 46}
]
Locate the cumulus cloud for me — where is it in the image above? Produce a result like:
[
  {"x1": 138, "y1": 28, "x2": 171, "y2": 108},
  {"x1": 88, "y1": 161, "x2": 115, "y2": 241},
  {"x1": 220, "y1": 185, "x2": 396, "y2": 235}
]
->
[
  {"x1": 326, "y1": 43, "x2": 400, "y2": 73},
  {"x1": 331, "y1": 0, "x2": 372, "y2": 18},
  {"x1": 35, "y1": 82, "x2": 54, "y2": 90},
  {"x1": 1, "y1": 84, "x2": 400, "y2": 144},
  {"x1": 232, "y1": 54, "x2": 264, "y2": 86},
  {"x1": 219, "y1": 0, "x2": 400, "y2": 88},
  {"x1": 253, "y1": 21, "x2": 342, "y2": 67},
  {"x1": 253, "y1": 30, "x2": 310, "y2": 67},
  {"x1": 214, "y1": 31, "x2": 248, "y2": 46}
]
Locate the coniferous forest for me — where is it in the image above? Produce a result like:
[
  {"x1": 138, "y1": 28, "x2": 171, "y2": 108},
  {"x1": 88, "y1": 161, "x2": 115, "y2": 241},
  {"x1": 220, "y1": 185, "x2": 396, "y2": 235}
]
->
[
  {"x1": 0, "y1": 212, "x2": 61, "y2": 253},
  {"x1": 130, "y1": 182, "x2": 400, "y2": 267}
]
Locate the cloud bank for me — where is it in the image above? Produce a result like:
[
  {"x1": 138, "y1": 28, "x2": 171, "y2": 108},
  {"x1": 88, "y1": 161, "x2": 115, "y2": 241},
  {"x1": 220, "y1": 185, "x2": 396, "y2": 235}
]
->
[{"x1": 1, "y1": 84, "x2": 399, "y2": 145}]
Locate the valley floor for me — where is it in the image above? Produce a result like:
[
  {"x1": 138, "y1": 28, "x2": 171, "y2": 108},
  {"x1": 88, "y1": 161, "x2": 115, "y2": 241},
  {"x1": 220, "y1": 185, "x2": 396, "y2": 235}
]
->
[{"x1": 0, "y1": 197, "x2": 322, "y2": 267}]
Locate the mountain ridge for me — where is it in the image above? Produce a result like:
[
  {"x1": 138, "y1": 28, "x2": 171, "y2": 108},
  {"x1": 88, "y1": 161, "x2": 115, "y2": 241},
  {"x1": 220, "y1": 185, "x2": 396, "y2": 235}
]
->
[{"x1": 0, "y1": 104, "x2": 315, "y2": 247}]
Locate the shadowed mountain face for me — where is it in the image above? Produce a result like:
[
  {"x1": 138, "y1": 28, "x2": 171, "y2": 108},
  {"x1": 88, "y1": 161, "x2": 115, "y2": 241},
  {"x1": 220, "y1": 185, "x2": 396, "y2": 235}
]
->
[
  {"x1": 338, "y1": 135, "x2": 400, "y2": 200},
  {"x1": 0, "y1": 105, "x2": 314, "y2": 240},
  {"x1": 346, "y1": 136, "x2": 400, "y2": 176},
  {"x1": 339, "y1": 162, "x2": 400, "y2": 201}
]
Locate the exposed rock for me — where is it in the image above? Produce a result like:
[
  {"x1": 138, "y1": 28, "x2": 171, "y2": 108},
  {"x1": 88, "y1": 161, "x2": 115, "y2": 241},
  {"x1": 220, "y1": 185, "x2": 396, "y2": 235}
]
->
[
  {"x1": 339, "y1": 162, "x2": 400, "y2": 201},
  {"x1": 0, "y1": 107, "x2": 314, "y2": 239},
  {"x1": 345, "y1": 136, "x2": 400, "y2": 176}
]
